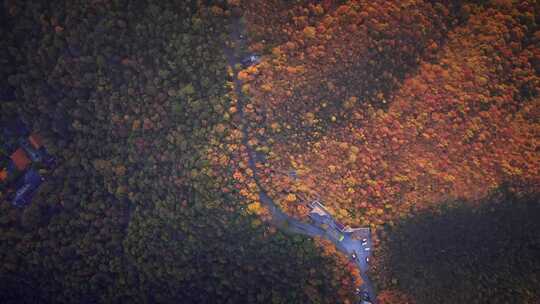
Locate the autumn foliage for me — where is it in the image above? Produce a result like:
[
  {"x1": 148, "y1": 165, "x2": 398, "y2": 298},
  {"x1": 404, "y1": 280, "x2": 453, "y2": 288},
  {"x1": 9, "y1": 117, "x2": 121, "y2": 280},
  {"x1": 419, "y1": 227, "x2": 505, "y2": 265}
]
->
[
  {"x1": 1, "y1": 0, "x2": 374, "y2": 302},
  {"x1": 232, "y1": 0, "x2": 539, "y2": 225},
  {"x1": 313, "y1": 237, "x2": 364, "y2": 300},
  {"x1": 377, "y1": 289, "x2": 416, "y2": 304},
  {"x1": 241, "y1": 0, "x2": 338, "y2": 47},
  {"x1": 226, "y1": 0, "x2": 539, "y2": 302},
  {"x1": 241, "y1": 0, "x2": 463, "y2": 140}
]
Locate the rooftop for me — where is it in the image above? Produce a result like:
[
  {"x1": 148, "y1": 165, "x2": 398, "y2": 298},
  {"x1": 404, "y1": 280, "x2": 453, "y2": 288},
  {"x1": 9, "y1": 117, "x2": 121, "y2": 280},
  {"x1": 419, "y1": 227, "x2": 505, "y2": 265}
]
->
[
  {"x1": 10, "y1": 148, "x2": 31, "y2": 171},
  {"x1": 310, "y1": 204, "x2": 329, "y2": 217}
]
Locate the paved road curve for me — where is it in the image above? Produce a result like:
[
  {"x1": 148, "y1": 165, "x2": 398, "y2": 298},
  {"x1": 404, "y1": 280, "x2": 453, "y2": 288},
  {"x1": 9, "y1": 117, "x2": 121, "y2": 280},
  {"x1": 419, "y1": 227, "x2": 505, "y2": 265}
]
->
[{"x1": 223, "y1": 14, "x2": 377, "y2": 304}]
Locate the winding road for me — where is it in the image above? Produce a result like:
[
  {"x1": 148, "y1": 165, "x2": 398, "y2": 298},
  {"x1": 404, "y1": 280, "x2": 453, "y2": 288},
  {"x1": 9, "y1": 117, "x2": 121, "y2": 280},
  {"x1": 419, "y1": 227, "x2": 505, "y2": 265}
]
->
[{"x1": 223, "y1": 14, "x2": 377, "y2": 304}]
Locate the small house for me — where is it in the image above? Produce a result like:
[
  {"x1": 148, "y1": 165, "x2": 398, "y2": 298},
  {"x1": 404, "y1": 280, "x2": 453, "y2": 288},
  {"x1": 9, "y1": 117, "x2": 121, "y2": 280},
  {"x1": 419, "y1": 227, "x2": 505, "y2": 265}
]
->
[
  {"x1": 10, "y1": 148, "x2": 31, "y2": 171},
  {"x1": 308, "y1": 201, "x2": 332, "y2": 225}
]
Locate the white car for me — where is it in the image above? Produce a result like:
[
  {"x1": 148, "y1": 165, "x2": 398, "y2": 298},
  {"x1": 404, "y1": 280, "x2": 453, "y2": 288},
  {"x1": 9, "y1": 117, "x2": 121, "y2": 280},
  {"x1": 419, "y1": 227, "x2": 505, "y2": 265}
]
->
[{"x1": 241, "y1": 54, "x2": 261, "y2": 67}]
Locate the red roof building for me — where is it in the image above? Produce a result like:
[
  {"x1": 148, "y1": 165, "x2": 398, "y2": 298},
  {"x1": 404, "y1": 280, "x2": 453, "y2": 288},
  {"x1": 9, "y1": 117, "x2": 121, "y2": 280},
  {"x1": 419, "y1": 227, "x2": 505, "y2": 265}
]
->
[{"x1": 10, "y1": 148, "x2": 31, "y2": 171}]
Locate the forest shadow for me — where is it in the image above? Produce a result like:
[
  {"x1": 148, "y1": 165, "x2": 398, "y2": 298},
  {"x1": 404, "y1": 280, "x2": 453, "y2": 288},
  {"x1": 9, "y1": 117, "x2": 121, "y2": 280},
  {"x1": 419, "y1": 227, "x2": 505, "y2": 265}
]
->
[
  {"x1": 264, "y1": 1, "x2": 468, "y2": 145},
  {"x1": 0, "y1": 275, "x2": 46, "y2": 304},
  {"x1": 0, "y1": 186, "x2": 354, "y2": 303},
  {"x1": 381, "y1": 188, "x2": 540, "y2": 304}
]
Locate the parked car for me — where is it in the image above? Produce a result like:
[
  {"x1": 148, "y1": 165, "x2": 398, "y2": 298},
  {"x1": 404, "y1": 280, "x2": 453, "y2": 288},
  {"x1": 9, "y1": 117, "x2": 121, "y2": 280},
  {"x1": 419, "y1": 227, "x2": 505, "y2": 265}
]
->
[
  {"x1": 11, "y1": 169, "x2": 44, "y2": 208},
  {"x1": 336, "y1": 232, "x2": 345, "y2": 242},
  {"x1": 351, "y1": 251, "x2": 358, "y2": 261},
  {"x1": 327, "y1": 227, "x2": 345, "y2": 242},
  {"x1": 355, "y1": 288, "x2": 373, "y2": 303},
  {"x1": 360, "y1": 290, "x2": 372, "y2": 304},
  {"x1": 241, "y1": 54, "x2": 261, "y2": 67}
]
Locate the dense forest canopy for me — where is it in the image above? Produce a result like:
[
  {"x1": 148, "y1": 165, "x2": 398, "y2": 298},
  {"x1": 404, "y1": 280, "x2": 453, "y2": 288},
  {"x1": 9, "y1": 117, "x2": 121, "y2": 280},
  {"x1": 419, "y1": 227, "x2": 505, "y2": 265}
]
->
[
  {"x1": 231, "y1": 0, "x2": 539, "y2": 302},
  {"x1": 0, "y1": 0, "x2": 358, "y2": 303},
  {"x1": 1, "y1": 0, "x2": 538, "y2": 303}
]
